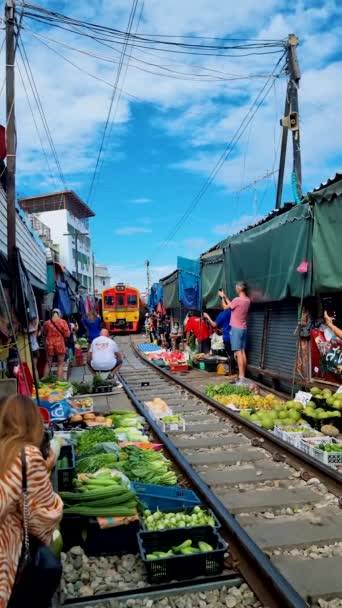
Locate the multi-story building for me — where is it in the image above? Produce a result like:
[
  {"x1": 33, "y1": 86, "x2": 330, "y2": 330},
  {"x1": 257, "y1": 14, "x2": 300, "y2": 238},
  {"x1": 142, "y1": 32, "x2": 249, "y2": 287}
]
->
[
  {"x1": 19, "y1": 190, "x2": 95, "y2": 292},
  {"x1": 94, "y1": 264, "x2": 111, "y2": 295}
]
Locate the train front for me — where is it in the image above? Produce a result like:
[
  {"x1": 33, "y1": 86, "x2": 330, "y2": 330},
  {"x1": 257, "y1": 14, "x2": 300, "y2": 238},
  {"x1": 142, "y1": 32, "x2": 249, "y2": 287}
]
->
[{"x1": 102, "y1": 283, "x2": 141, "y2": 333}]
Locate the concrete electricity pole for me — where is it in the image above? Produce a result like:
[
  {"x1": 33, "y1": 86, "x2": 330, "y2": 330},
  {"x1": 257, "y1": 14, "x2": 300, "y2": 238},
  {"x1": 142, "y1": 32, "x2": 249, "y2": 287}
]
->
[
  {"x1": 5, "y1": 0, "x2": 16, "y2": 268},
  {"x1": 146, "y1": 259, "x2": 150, "y2": 297},
  {"x1": 275, "y1": 34, "x2": 302, "y2": 209}
]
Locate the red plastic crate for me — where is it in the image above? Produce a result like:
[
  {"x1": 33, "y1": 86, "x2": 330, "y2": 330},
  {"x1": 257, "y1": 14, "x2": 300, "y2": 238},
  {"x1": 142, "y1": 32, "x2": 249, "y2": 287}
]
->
[{"x1": 169, "y1": 364, "x2": 190, "y2": 373}]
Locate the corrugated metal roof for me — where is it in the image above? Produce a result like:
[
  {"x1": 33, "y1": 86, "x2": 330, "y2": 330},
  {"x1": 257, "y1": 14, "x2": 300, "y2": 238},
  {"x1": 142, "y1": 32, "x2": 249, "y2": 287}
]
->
[{"x1": 312, "y1": 172, "x2": 342, "y2": 193}]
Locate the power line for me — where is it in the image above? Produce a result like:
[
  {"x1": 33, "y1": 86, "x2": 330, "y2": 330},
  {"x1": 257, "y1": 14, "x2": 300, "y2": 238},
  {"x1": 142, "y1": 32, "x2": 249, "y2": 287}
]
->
[
  {"x1": 87, "y1": 0, "x2": 140, "y2": 204},
  {"x1": 16, "y1": 57, "x2": 59, "y2": 188},
  {"x1": 23, "y1": 26, "x2": 284, "y2": 84},
  {"x1": 17, "y1": 32, "x2": 67, "y2": 188},
  {"x1": 149, "y1": 54, "x2": 286, "y2": 258}
]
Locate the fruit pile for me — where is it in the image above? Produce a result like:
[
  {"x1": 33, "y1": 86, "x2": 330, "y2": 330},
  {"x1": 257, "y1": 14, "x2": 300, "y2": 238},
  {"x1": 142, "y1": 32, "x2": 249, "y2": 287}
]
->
[
  {"x1": 215, "y1": 392, "x2": 283, "y2": 410},
  {"x1": 239, "y1": 400, "x2": 304, "y2": 430},
  {"x1": 143, "y1": 506, "x2": 216, "y2": 531}
]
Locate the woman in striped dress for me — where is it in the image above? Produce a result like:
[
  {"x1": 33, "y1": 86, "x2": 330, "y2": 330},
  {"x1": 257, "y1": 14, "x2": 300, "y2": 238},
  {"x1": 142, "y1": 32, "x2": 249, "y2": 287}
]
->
[{"x1": 0, "y1": 395, "x2": 63, "y2": 608}]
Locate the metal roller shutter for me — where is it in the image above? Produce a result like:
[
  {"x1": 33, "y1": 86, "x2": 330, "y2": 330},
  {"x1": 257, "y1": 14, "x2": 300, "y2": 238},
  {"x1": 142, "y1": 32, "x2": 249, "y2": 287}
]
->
[
  {"x1": 247, "y1": 304, "x2": 266, "y2": 368},
  {"x1": 263, "y1": 299, "x2": 298, "y2": 377}
]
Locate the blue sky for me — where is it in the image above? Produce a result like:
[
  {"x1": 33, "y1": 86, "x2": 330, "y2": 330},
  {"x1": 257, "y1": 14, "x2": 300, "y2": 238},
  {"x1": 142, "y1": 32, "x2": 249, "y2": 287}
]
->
[{"x1": 5, "y1": 0, "x2": 342, "y2": 291}]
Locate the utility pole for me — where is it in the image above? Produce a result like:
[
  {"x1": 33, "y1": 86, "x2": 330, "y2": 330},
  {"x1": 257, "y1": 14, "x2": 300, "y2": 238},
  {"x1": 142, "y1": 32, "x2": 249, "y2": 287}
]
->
[
  {"x1": 5, "y1": 0, "x2": 16, "y2": 269},
  {"x1": 275, "y1": 34, "x2": 301, "y2": 209},
  {"x1": 146, "y1": 259, "x2": 150, "y2": 297},
  {"x1": 92, "y1": 251, "x2": 95, "y2": 297}
]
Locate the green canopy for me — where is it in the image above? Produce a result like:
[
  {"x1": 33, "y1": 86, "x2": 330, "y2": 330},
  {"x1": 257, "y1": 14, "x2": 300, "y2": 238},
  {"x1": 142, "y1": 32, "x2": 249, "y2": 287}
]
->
[
  {"x1": 224, "y1": 203, "x2": 313, "y2": 302},
  {"x1": 162, "y1": 271, "x2": 179, "y2": 308},
  {"x1": 310, "y1": 177, "x2": 342, "y2": 292},
  {"x1": 201, "y1": 253, "x2": 226, "y2": 309}
]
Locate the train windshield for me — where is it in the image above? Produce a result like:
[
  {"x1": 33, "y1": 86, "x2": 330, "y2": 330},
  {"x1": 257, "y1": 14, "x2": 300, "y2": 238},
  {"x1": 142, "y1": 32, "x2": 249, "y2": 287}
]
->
[
  {"x1": 104, "y1": 295, "x2": 115, "y2": 307},
  {"x1": 127, "y1": 295, "x2": 137, "y2": 307},
  {"x1": 117, "y1": 295, "x2": 125, "y2": 307}
]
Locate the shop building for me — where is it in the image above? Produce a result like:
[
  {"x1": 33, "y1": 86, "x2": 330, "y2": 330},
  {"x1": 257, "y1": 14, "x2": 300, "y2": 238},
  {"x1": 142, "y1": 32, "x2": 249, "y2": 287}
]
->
[
  {"x1": 19, "y1": 190, "x2": 95, "y2": 293},
  {"x1": 94, "y1": 264, "x2": 111, "y2": 295}
]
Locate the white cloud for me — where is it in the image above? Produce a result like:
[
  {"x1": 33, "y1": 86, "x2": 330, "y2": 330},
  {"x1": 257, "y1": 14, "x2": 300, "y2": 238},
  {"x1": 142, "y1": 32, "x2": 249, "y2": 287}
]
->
[
  {"x1": 183, "y1": 237, "x2": 208, "y2": 254},
  {"x1": 115, "y1": 226, "x2": 152, "y2": 235},
  {"x1": 130, "y1": 198, "x2": 153, "y2": 204},
  {"x1": 6, "y1": 0, "x2": 341, "y2": 213},
  {"x1": 213, "y1": 214, "x2": 262, "y2": 236}
]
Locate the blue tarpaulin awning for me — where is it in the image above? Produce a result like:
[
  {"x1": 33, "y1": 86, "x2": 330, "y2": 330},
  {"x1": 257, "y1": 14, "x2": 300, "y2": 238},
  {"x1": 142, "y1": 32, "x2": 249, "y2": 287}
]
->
[{"x1": 177, "y1": 257, "x2": 200, "y2": 310}]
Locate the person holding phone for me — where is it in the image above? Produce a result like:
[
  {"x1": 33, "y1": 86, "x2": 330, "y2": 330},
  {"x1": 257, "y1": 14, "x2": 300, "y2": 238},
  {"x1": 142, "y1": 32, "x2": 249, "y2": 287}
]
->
[
  {"x1": 218, "y1": 283, "x2": 250, "y2": 384},
  {"x1": 324, "y1": 311, "x2": 342, "y2": 341}
]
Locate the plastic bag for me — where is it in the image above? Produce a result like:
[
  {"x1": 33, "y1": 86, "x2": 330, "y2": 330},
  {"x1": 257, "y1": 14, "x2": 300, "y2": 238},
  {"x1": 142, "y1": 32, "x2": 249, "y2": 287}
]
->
[
  {"x1": 88, "y1": 442, "x2": 120, "y2": 456},
  {"x1": 211, "y1": 332, "x2": 224, "y2": 351}
]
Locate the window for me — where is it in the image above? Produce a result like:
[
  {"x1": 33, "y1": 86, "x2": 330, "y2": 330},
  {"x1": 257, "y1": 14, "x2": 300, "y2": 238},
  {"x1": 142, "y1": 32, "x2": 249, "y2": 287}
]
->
[
  {"x1": 104, "y1": 295, "x2": 115, "y2": 307},
  {"x1": 127, "y1": 295, "x2": 137, "y2": 307},
  {"x1": 117, "y1": 295, "x2": 125, "y2": 307},
  {"x1": 102, "y1": 280, "x2": 106, "y2": 286}
]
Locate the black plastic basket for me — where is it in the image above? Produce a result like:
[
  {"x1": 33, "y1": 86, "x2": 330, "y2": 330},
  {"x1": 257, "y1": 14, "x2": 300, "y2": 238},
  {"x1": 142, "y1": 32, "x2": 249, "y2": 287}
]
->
[
  {"x1": 57, "y1": 445, "x2": 75, "y2": 492},
  {"x1": 83, "y1": 518, "x2": 140, "y2": 556},
  {"x1": 141, "y1": 505, "x2": 220, "y2": 531},
  {"x1": 61, "y1": 515, "x2": 140, "y2": 556},
  {"x1": 93, "y1": 385, "x2": 112, "y2": 394},
  {"x1": 138, "y1": 526, "x2": 227, "y2": 584}
]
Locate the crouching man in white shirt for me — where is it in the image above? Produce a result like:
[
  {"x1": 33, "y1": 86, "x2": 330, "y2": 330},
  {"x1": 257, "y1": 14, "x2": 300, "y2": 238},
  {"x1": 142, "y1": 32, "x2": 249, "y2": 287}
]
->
[{"x1": 88, "y1": 329, "x2": 123, "y2": 385}]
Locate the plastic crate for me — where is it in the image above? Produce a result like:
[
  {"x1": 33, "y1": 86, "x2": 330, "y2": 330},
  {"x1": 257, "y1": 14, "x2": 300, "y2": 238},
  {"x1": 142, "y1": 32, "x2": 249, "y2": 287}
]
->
[
  {"x1": 60, "y1": 515, "x2": 140, "y2": 555},
  {"x1": 300, "y1": 436, "x2": 331, "y2": 457},
  {"x1": 57, "y1": 445, "x2": 75, "y2": 491},
  {"x1": 138, "y1": 526, "x2": 227, "y2": 584},
  {"x1": 274, "y1": 425, "x2": 311, "y2": 448},
  {"x1": 83, "y1": 518, "x2": 140, "y2": 556},
  {"x1": 141, "y1": 504, "x2": 220, "y2": 531},
  {"x1": 313, "y1": 444, "x2": 342, "y2": 466},
  {"x1": 169, "y1": 364, "x2": 190, "y2": 373},
  {"x1": 132, "y1": 483, "x2": 201, "y2": 511},
  {"x1": 157, "y1": 416, "x2": 186, "y2": 433},
  {"x1": 93, "y1": 385, "x2": 112, "y2": 394}
]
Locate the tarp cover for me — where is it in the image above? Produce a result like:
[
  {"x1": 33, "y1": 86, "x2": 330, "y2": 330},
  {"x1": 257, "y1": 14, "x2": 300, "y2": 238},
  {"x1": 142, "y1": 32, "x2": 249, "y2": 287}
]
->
[
  {"x1": 148, "y1": 282, "x2": 163, "y2": 311},
  {"x1": 224, "y1": 203, "x2": 313, "y2": 302},
  {"x1": 201, "y1": 254, "x2": 226, "y2": 309},
  {"x1": 311, "y1": 193, "x2": 342, "y2": 292},
  {"x1": 54, "y1": 280, "x2": 72, "y2": 316},
  {"x1": 177, "y1": 257, "x2": 200, "y2": 310},
  {"x1": 162, "y1": 271, "x2": 179, "y2": 308}
]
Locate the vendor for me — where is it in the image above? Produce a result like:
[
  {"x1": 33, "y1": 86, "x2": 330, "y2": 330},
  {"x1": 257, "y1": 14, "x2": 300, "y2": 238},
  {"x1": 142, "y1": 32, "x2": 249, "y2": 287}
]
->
[
  {"x1": 185, "y1": 311, "x2": 211, "y2": 354},
  {"x1": 87, "y1": 329, "x2": 123, "y2": 386},
  {"x1": 324, "y1": 311, "x2": 342, "y2": 340},
  {"x1": 203, "y1": 309, "x2": 232, "y2": 359}
]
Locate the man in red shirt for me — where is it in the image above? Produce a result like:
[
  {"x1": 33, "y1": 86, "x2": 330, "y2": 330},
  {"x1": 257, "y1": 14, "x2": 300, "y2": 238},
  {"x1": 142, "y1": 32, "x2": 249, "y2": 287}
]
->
[{"x1": 185, "y1": 311, "x2": 211, "y2": 354}]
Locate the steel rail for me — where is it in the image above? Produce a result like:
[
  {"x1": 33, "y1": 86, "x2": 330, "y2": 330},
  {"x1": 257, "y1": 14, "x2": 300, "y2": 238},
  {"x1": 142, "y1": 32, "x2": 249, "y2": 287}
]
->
[
  {"x1": 130, "y1": 341, "x2": 342, "y2": 496},
  {"x1": 118, "y1": 370, "x2": 310, "y2": 608}
]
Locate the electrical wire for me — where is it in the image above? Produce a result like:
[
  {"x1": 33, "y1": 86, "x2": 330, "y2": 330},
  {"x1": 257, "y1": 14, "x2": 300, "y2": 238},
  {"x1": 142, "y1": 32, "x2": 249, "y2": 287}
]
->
[
  {"x1": 87, "y1": 0, "x2": 140, "y2": 204},
  {"x1": 149, "y1": 54, "x2": 286, "y2": 258},
  {"x1": 16, "y1": 58, "x2": 59, "y2": 188},
  {"x1": 18, "y1": 3, "x2": 286, "y2": 57},
  {"x1": 23, "y1": 27, "x2": 284, "y2": 84},
  {"x1": 17, "y1": 32, "x2": 67, "y2": 188}
]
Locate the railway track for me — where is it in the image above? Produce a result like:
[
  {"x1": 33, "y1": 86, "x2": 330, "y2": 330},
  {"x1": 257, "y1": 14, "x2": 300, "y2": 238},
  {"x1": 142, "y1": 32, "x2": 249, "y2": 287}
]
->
[{"x1": 115, "y1": 336, "x2": 342, "y2": 608}]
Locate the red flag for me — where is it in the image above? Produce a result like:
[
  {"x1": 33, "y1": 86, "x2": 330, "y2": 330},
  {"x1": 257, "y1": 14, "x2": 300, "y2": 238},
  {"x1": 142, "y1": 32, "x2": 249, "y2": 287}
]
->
[
  {"x1": 0, "y1": 125, "x2": 6, "y2": 159},
  {"x1": 297, "y1": 260, "x2": 308, "y2": 273}
]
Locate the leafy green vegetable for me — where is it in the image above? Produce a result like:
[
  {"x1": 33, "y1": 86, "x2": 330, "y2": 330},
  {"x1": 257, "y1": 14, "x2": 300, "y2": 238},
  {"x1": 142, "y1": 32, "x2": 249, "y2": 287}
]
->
[
  {"x1": 205, "y1": 382, "x2": 252, "y2": 398},
  {"x1": 76, "y1": 427, "x2": 118, "y2": 456},
  {"x1": 318, "y1": 443, "x2": 342, "y2": 452},
  {"x1": 115, "y1": 445, "x2": 177, "y2": 485},
  {"x1": 40, "y1": 375, "x2": 57, "y2": 384},
  {"x1": 75, "y1": 454, "x2": 119, "y2": 474},
  {"x1": 72, "y1": 382, "x2": 92, "y2": 395}
]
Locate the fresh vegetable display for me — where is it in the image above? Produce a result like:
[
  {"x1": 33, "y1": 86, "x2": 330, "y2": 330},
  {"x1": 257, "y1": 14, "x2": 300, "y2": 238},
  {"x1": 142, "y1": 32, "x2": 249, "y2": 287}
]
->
[
  {"x1": 76, "y1": 427, "x2": 118, "y2": 456},
  {"x1": 161, "y1": 416, "x2": 182, "y2": 423},
  {"x1": 143, "y1": 506, "x2": 216, "y2": 531},
  {"x1": 75, "y1": 454, "x2": 119, "y2": 474},
  {"x1": 61, "y1": 470, "x2": 137, "y2": 516},
  {"x1": 317, "y1": 443, "x2": 342, "y2": 453},
  {"x1": 205, "y1": 383, "x2": 252, "y2": 398},
  {"x1": 146, "y1": 540, "x2": 214, "y2": 560},
  {"x1": 115, "y1": 445, "x2": 177, "y2": 485},
  {"x1": 71, "y1": 382, "x2": 92, "y2": 395}
]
